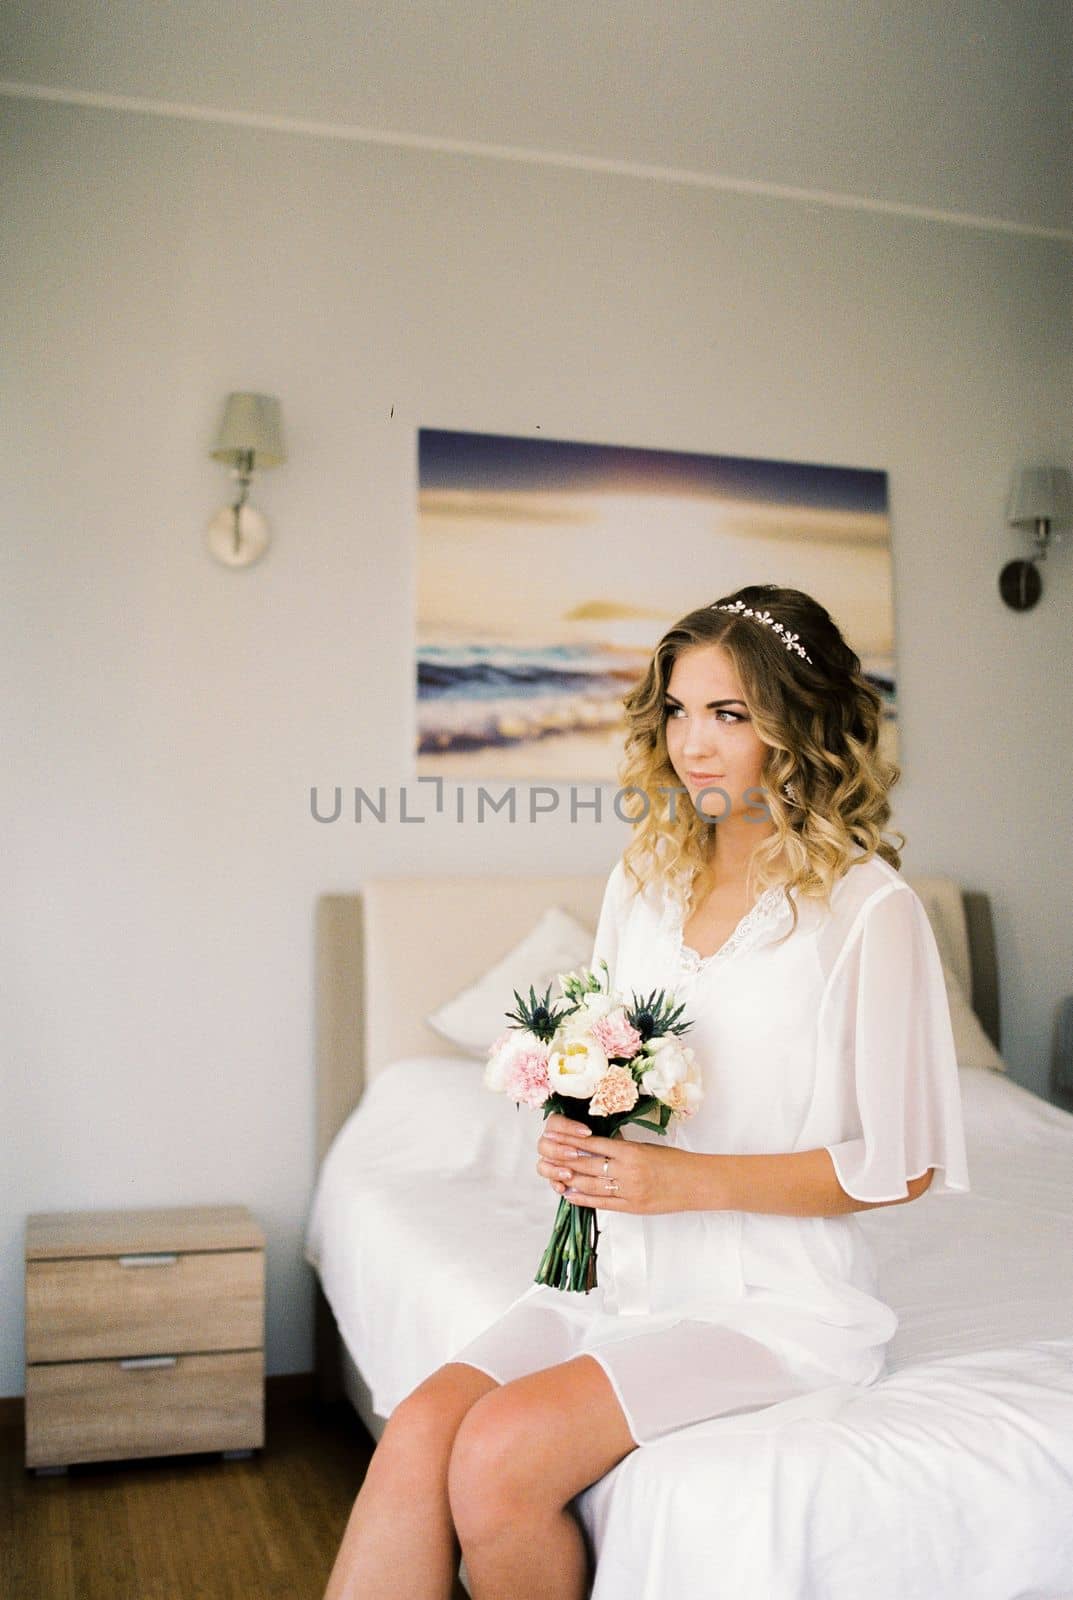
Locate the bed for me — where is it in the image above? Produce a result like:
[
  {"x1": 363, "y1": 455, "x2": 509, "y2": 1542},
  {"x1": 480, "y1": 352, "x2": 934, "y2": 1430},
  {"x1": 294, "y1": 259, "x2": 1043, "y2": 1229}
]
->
[{"x1": 304, "y1": 872, "x2": 1073, "y2": 1600}]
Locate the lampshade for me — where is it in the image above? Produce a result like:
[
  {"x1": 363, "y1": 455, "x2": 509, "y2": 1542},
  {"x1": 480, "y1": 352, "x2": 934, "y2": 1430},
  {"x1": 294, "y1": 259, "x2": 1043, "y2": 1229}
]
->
[
  {"x1": 1006, "y1": 466, "x2": 1073, "y2": 530},
  {"x1": 210, "y1": 393, "x2": 285, "y2": 468}
]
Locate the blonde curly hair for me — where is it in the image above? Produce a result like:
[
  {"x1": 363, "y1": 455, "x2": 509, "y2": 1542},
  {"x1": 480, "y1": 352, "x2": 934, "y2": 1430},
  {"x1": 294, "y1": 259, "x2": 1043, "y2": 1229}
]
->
[{"x1": 616, "y1": 583, "x2": 905, "y2": 945}]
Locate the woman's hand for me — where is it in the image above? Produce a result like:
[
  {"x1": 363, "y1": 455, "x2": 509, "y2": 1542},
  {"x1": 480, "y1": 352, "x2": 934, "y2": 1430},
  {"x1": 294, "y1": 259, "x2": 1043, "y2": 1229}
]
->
[
  {"x1": 536, "y1": 1111, "x2": 707, "y2": 1214},
  {"x1": 536, "y1": 1112, "x2": 594, "y2": 1197}
]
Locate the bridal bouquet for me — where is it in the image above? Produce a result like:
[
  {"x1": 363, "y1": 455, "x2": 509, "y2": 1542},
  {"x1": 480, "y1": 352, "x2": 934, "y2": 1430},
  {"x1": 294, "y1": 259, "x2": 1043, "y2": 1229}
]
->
[{"x1": 484, "y1": 960, "x2": 700, "y2": 1293}]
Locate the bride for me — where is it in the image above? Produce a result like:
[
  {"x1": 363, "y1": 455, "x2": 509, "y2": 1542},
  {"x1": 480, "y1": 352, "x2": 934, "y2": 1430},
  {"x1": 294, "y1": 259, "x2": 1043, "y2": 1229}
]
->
[{"x1": 323, "y1": 583, "x2": 967, "y2": 1600}]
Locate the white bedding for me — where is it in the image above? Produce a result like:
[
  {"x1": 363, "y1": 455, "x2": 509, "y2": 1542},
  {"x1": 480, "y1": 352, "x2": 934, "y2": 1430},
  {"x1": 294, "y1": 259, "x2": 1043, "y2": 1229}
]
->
[{"x1": 304, "y1": 1059, "x2": 1073, "y2": 1599}]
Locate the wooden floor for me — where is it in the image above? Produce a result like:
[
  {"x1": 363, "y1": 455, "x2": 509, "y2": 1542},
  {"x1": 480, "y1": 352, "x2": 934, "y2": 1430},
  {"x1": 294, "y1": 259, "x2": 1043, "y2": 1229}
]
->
[{"x1": 1, "y1": 1383, "x2": 469, "y2": 1599}]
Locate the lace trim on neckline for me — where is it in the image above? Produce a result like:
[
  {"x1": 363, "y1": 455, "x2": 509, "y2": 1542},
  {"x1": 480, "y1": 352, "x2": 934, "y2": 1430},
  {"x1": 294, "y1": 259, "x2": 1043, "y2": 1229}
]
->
[{"x1": 663, "y1": 879, "x2": 789, "y2": 975}]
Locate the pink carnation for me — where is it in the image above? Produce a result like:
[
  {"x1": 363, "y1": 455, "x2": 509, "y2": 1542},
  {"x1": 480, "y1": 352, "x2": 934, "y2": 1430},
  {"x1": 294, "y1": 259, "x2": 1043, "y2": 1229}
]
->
[
  {"x1": 589, "y1": 1065, "x2": 640, "y2": 1116},
  {"x1": 590, "y1": 1009, "x2": 643, "y2": 1062},
  {"x1": 488, "y1": 1030, "x2": 512, "y2": 1057},
  {"x1": 504, "y1": 1045, "x2": 552, "y2": 1109}
]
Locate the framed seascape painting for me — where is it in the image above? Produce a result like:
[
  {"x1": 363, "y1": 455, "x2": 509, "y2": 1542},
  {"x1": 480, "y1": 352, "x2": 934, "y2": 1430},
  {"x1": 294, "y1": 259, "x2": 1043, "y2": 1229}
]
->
[{"x1": 416, "y1": 428, "x2": 895, "y2": 782}]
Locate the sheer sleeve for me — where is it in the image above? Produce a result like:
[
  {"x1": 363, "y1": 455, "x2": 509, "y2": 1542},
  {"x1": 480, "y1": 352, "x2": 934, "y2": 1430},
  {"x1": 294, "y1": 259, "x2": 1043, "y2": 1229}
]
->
[
  {"x1": 821, "y1": 884, "x2": 972, "y2": 1203},
  {"x1": 590, "y1": 858, "x2": 627, "y2": 979}
]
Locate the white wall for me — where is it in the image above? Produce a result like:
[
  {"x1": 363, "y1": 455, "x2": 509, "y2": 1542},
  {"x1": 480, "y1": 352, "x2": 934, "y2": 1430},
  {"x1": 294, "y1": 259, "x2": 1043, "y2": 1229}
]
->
[
  {"x1": 3, "y1": 0, "x2": 1070, "y2": 232},
  {"x1": 3, "y1": 85, "x2": 1071, "y2": 1396}
]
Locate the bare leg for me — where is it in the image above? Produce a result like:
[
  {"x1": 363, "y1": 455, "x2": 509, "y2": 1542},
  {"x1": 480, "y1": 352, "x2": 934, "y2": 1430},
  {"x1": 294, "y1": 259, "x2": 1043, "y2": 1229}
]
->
[
  {"x1": 324, "y1": 1362, "x2": 499, "y2": 1600},
  {"x1": 447, "y1": 1354, "x2": 638, "y2": 1600}
]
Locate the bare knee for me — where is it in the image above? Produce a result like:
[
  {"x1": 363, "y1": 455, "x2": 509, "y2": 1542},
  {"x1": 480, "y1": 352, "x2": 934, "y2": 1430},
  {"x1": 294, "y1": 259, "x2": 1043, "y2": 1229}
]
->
[
  {"x1": 375, "y1": 1364, "x2": 498, "y2": 1480},
  {"x1": 447, "y1": 1388, "x2": 547, "y2": 1547}
]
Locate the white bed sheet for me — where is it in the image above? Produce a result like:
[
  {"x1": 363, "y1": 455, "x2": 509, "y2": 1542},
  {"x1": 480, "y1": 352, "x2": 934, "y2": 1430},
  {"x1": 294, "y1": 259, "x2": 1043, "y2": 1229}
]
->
[{"x1": 304, "y1": 1058, "x2": 1073, "y2": 1599}]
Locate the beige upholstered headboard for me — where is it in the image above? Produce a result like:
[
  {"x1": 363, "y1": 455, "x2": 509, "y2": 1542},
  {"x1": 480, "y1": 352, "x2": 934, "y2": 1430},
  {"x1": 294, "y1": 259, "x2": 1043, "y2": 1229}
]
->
[{"x1": 314, "y1": 872, "x2": 999, "y2": 1165}]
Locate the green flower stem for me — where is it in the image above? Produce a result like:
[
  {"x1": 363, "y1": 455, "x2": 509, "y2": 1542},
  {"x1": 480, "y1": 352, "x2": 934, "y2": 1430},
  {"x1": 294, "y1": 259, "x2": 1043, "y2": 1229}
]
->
[
  {"x1": 535, "y1": 1197, "x2": 571, "y2": 1282},
  {"x1": 532, "y1": 1117, "x2": 674, "y2": 1293},
  {"x1": 534, "y1": 1190, "x2": 602, "y2": 1292}
]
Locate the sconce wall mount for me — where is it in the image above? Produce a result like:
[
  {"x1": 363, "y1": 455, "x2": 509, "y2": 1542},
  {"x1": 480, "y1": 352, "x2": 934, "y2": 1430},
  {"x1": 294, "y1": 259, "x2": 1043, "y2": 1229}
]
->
[
  {"x1": 207, "y1": 393, "x2": 285, "y2": 568},
  {"x1": 1000, "y1": 465, "x2": 1071, "y2": 611}
]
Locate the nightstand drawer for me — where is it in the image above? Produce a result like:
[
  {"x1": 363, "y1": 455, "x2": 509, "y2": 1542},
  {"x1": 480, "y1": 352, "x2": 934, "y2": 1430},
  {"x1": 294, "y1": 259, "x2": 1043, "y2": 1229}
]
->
[
  {"x1": 25, "y1": 1249, "x2": 264, "y2": 1362},
  {"x1": 25, "y1": 1350, "x2": 264, "y2": 1469}
]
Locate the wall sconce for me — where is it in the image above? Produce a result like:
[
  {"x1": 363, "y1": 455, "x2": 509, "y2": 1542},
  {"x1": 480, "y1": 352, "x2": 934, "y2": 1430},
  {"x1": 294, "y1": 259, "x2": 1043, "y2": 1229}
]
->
[
  {"x1": 207, "y1": 393, "x2": 286, "y2": 568},
  {"x1": 999, "y1": 466, "x2": 1072, "y2": 611}
]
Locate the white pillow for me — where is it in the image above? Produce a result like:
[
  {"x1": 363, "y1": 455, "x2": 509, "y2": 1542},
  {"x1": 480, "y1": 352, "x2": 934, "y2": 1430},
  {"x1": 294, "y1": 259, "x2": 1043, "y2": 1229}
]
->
[
  {"x1": 426, "y1": 905, "x2": 596, "y2": 1058},
  {"x1": 942, "y1": 962, "x2": 1007, "y2": 1073}
]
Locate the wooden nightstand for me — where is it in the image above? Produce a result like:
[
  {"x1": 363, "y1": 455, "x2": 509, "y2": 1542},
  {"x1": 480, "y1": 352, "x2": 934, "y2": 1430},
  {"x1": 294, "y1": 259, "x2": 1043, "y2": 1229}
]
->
[{"x1": 25, "y1": 1204, "x2": 265, "y2": 1473}]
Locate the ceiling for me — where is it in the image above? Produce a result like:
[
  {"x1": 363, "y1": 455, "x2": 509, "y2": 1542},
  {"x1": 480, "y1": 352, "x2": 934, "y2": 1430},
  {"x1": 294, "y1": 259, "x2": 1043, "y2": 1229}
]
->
[{"x1": 2, "y1": 0, "x2": 1070, "y2": 232}]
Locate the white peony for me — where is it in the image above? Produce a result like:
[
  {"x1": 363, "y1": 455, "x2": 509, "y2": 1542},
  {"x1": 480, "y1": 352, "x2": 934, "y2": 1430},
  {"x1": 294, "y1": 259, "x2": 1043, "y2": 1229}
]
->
[
  {"x1": 639, "y1": 1036, "x2": 703, "y2": 1116},
  {"x1": 560, "y1": 988, "x2": 618, "y2": 1038},
  {"x1": 547, "y1": 1032, "x2": 610, "y2": 1098},
  {"x1": 484, "y1": 1028, "x2": 545, "y2": 1093}
]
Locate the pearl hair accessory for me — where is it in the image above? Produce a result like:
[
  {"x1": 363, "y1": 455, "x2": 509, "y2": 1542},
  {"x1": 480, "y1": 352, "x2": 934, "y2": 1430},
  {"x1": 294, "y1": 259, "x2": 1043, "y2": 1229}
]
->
[{"x1": 712, "y1": 600, "x2": 814, "y2": 664}]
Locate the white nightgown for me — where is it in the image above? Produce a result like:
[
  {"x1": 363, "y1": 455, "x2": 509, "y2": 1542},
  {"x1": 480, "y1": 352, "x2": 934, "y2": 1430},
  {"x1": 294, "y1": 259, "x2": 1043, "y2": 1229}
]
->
[{"x1": 448, "y1": 851, "x2": 971, "y2": 1446}]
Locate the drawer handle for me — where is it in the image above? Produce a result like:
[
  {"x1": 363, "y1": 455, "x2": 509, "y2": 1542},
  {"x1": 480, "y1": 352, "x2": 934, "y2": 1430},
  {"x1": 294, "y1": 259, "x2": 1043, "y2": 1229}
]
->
[
  {"x1": 118, "y1": 1253, "x2": 179, "y2": 1268},
  {"x1": 119, "y1": 1355, "x2": 178, "y2": 1370}
]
